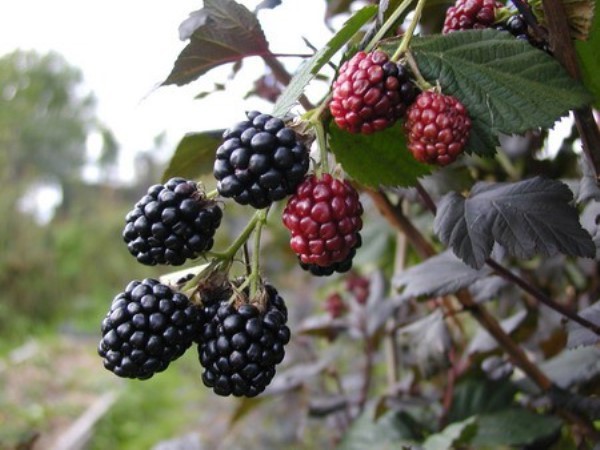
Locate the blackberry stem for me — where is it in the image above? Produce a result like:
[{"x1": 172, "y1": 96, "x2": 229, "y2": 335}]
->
[
  {"x1": 249, "y1": 209, "x2": 268, "y2": 298},
  {"x1": 365, "y1": 0, "x2": 414, "y2": 52},
  {"x1": 206, "y1": 189, "x2": 219, "y2": 200},
  {"x1": 405, "y1": 51, "x2": 433, "y2": 91},
  {"x1": 311, "y1": 102, "x2": 331, "y2": 175},
  {"x1": 390, "y1": 0, "x2": 427, "y2": 62},
  {"x1": 222, "y1": 211, "x2": 262, "y2": 261}
]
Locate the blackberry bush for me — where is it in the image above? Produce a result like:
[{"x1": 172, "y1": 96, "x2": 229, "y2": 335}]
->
[
  {"x1": 98, "y1": 278, "x2": 201, "y2": 380},
  {"x1": 329, "y1": 50, "x2": 419, "y2": 134},
  {"x1": 282, "y1": 174, "x2": 363, "y2": 271},
  {"x1": 197, "y1": 281, "x2": 290, "y2": 397},
  {"x1": 213, "y1": 111, "x2": 310, "y2": 209},
  {"x1": 123, "y1": 177, "x2": 222, "y2": 266},
  {"x1": 404, "y1": 91, "x2": 471, "y2": 166}
]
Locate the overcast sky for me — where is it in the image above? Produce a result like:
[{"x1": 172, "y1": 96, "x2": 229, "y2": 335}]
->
[{"x1": 0, "y1": 0, "x2": 334, "y2": 184}]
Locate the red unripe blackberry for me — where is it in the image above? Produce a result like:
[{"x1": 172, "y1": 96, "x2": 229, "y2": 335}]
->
[
  {"x1": 329, "y1": 51, "x2": 419, "y2": 134},
  {"x1": 404, "y1": 91, "x2": 471, "y2": 166},
  {"x1": 98, "y1": 279, "x2": 202, "y2": 380},
  {"x1": 214, "y1": 111, "x2": 309, "y2": 209},
  {"x1": 282, "y1": 174, "x2": 363, "y2": 269},
  {"x1": 443, "y1": 0, "x2": 504, "y2": 33},
  {"x1": 197, "y1": 282, "x2": 290, "y2": 397},
  {"x1": 299, "y1": 234, "x2": 361, "y2": 277},
  {"x1": 123, "y1": 178, "x2": 222, "y2": 266},
  {"x1": 325, "y1": 293, "x2": 347, "y2": 318}
]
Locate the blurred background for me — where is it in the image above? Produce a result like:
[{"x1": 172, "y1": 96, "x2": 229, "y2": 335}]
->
[{"x1": 0, "y1": 1, "x2": 353, "y2": 449}]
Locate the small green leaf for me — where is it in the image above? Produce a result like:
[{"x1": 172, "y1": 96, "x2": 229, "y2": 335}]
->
[
  {"x1": 163, "y1": 0, "x2": 270, "y2": 86},
  {"x1": 576, "y1": 0, "x2": 600, "y2": 107},
  {"x1": 447, "y1": 376, "x2": 517, "y2": 423},
  {"x1": 471, "y1": 408, "x2": 562, "y2": 446},
  {"x1": 272, "y1": 6, "x2": 377, "y2": 117},
  {"x1": 161, "y1": 131, "x2": 222, "y2": 183},
  {"x1": 329, "y1": 123, "x2": 431, "y2": 187},
  {"x1": 423, "y1": 417, "x2": 478, "y2": 450},
  {"x1": 385, "y1": 30, "x2": 592, "y2": 156}
]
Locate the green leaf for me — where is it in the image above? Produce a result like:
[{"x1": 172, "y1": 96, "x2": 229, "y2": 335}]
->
[
  {"x1": 576, "y1": 0, "x2": 600, "y2": 107},
  {"x1": 163, "y1": 0, "x2": 270, "y2": 86},
  {"x1": 337, "y1": 410, "x2": 421, "y2": 449},
  {"x1": 423, "y1": 417, "x2": 477, "y2": 450},
  {"x1": 272, "y1": 6, "x2": 377, "y2": 117},
  {"x1": 399, "y1": 30, "x2": 591, "y2": 156},
  {"x1": 447, "y1": 376, "x2": 516, "y2": 423},
  {"x1": 434, "y1": 177, "x2": 596, "y2": 269},
  {"x1": 471, "y1": 408, "x2": 562, "y2": 446},
  {"x1": 161, "y1": 131, "x2": 222, "y2": 183},
  {"x1": 329, "y1": 123, "x2": 431, "y2": 187}
]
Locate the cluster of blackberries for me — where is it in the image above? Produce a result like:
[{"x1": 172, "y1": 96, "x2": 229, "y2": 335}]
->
[
  {"x1": 98, "y1": 276, "x2": 291, "y2": 397},
  {"x1": 328, "y1": 48, "x2": 472, "y2": 166}
]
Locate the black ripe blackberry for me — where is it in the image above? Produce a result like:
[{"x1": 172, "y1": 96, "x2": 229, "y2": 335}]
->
[
  {"x1": 123, "y1": 178, "x2": 222, "y2": 266},
  {"x1": 496, "y1": 15, "x2": 550, "y2": 52},
  {"x1": 98, "y1": 279, "x2": 202, "y2": 380},
  {"x1": 299, "y1": 234, "x2": 362, "y2": 277},
  {"x1": 214, "y1": 111, "x2": 310, "y2": 209},
  {"x1": 198, "y1": 282, "x2": 290, "y2": 397}
]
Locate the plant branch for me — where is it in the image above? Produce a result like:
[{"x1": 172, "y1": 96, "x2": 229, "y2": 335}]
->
[
  {"x1": 541, "y1": 0, "x2": 600, "y2": 183},
  {"x1": 391, "y1": 0, "x2": 427, "y2": 61},
  {"x1": 372, "y1": 186, "x2": 600, "y2": 439},
  {"x1": 365, "y1": 0, "x2": 415, "y2": 52},
  {"x1": 486, "y1": 258, "x2": 600, "y2": 335}
]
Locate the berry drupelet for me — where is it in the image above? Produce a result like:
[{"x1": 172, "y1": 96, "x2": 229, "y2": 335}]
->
[
  {"x1": 123, "y1": 178, "x2": 222, "y2": 266},
  {"x1": 214, "y1": 111, "x2": 310, "y2": 209},
  {"x1": 443, "y1": 0, "x2": 504, "y2": 33}
]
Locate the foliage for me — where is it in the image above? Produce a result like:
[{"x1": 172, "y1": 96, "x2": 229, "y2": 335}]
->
[{"x1": 148, "y1": 0, "x2": 600, "y2": 447}]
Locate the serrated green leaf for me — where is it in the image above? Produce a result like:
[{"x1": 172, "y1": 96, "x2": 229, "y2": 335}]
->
[
  {"x1": 447, "y1": 376, "x2": 517, "y2": 424},
  {"x1": 163, "y1": 0, "x2": 270, "y2": 86},
  {"x1": 329, "y1": 123, "x2": 431, "y2": 187},
  {"x1": 423, "y1": 417, "x2": 478, "y2": 450},
  {"x1": 161, "y1": 131, "x2": 222, "y2": 183},
  {"x1": 434, "y1": 176, "x2": 596, "y2": 269},
  {"x1": 388, "y1": 30, "x2": 591, "y2": 156},
  {"x1": 471, "y1": 408, "x2": 562, "y2": 446},
  {"x1": 576, "y1": 0, "x2": 600, "y2": 107},
  {"x1": 337, "y1": 410, "x2": 421, "y2": 450},
  {"x1": 272, "y1": 6, "x2": 377, "y2": 117}
]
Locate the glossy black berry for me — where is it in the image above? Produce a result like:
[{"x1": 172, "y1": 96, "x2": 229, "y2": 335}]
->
[
  {"x1": 214, "y1": 112, "x2": 310, "y2": 209},
  {"x1": 123, "y1": 178, "x2": 222, "y2": 266},
  {"x1": 197, "y1": 282, "x2": 290, "y2": 397},
  {"x1": 98, "y1": 279, "x2": 202, "y2": 380}
]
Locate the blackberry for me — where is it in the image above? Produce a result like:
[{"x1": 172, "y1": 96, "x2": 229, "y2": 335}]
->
[
  {"x1": 123, "y1": 178, "x2": 222, "y2": 266},
  {"x1": 213, "y1": 111, "x2": 310, "y2": 209},
  {"x1": 98, "y1": 279, "x2": 202, "y2": 380},
  {"x1": 495, "y1": 15, "x2": 550, "y2": 52},
  {"x1": 405, "y1": 91, "x2": 471, "y2": 166},
  {"x1": 197, "y1": 282, "x2": 290, "y2": 397},
  {"x1": 329, "y1": 51, "x2": 419, "y2": 134},
  {"x1": 443, "y1": 0, "x2": 504, "y2": 33},
  {"x1": 299, "y1": 234, "x2": 362, "y2": 276},
  {"x1": 282, "y1": 174, "x2": 363, "y2": 269}
]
